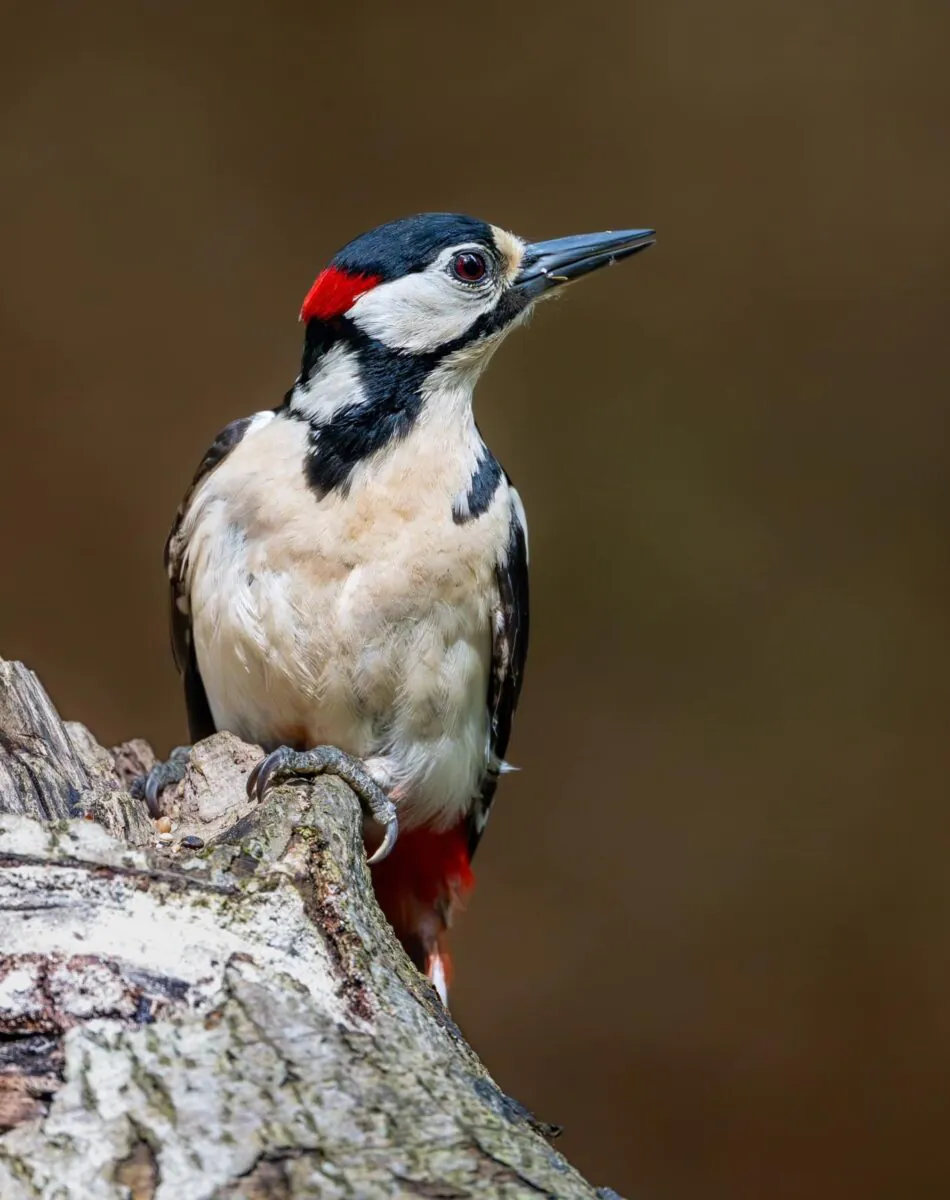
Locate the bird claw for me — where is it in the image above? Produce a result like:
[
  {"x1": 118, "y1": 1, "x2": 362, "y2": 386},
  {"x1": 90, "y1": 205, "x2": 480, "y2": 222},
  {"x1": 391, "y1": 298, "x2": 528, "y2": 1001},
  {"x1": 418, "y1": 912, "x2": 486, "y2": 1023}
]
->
[
  {"x1": 245, "y1": 746, "x2": 290, "y2": 801},
  {"x1": 246, "y1": 745, "x2": 398, "y2": 863},
  {"x1": 138, "y1": 746, "x2": 191, "y2": 816}
]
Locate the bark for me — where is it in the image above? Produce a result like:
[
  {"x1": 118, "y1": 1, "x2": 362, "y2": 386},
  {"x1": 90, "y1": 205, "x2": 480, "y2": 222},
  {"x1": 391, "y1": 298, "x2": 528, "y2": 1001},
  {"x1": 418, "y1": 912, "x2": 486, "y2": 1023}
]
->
[{"x1": 0, "y1": 659, "x2": 623, "y2": 1200}]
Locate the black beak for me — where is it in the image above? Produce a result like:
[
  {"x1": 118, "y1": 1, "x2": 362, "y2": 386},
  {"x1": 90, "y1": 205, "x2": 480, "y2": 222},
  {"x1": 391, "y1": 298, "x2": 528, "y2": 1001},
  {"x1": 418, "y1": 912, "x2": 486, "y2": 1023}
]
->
[{"x1": 513, "y1": 228, "x2": 656, "y2": 298}]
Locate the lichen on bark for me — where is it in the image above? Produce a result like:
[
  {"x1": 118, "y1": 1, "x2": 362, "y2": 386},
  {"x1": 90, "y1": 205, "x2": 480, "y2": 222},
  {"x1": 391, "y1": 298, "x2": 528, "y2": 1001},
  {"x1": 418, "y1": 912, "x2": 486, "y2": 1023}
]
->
[{"x1": 0, "y1": 658, "x2": 623, "y2": 1199}]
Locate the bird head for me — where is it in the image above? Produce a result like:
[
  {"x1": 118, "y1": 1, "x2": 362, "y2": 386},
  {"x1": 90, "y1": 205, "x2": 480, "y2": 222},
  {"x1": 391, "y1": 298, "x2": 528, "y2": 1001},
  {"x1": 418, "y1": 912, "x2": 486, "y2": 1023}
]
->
[{"x1": 297, "y1": 213, "x2": 655, "y2": 385}]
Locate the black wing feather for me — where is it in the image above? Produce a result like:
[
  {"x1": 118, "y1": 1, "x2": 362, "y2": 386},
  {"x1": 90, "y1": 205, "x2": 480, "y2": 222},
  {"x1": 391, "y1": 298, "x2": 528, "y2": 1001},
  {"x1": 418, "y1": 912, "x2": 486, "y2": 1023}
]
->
[
  {"x1": 468, "y1": 489, "x2": 530, "y2": 858},
  {"x1": 165, "y1": 415, "x2": 255, "y2": 742}
]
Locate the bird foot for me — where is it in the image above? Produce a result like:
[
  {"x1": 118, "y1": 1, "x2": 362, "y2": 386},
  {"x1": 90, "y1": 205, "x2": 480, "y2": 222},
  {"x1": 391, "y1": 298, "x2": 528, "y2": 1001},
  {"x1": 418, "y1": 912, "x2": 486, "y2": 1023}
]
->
[
  {"x1": 246, "y1": 745, "x2": 398, "y2": 864},
  {"x1": 133, "y1": 746, "x2": 191, "y2": 816}
]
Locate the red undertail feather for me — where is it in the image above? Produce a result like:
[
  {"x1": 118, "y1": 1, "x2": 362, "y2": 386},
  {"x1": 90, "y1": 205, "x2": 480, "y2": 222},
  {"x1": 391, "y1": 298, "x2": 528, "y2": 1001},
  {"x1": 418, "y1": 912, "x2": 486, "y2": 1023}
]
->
[
  {"x1": 299, "y1": 266, "x2": 381, "y2": 323},
  {"x1": 371, "y1": 822, "x2": 475, "y2": 998}
]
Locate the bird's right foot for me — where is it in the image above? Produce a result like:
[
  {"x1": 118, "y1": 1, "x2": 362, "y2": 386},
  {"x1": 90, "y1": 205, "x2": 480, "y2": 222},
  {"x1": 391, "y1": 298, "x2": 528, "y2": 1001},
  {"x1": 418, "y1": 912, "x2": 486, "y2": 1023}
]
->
[{"x1": 246, "y1": 744, "x2": 398, "y2": 863}]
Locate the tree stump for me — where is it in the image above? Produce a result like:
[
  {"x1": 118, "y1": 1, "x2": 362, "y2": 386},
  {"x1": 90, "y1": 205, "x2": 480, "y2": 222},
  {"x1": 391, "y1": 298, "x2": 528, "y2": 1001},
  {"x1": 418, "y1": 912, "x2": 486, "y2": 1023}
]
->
[{"x1": 0, "y1": 658, "x2": 623, "y2": 1199}]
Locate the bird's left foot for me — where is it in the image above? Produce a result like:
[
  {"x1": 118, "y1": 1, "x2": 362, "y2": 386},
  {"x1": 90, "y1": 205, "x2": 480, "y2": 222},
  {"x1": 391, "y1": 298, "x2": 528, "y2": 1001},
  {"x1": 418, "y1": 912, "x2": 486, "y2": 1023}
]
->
[
  {"x1": 246, "y1": 745, "x2": 398, "y2": 864},
  {"x1": 133, "y1": 745, "x2": 191, "y2": 816}
]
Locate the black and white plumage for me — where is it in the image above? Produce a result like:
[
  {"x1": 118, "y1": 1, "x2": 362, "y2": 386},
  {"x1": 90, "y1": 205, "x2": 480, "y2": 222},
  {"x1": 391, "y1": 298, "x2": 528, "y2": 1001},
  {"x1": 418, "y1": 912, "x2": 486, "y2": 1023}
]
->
[{"x1": 158, "y1": 214, "x2": 654, "y2": 998}]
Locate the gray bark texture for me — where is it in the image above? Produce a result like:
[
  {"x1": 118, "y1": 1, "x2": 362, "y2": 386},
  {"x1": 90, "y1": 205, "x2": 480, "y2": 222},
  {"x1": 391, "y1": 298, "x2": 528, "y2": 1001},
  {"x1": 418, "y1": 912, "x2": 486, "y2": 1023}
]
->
[{"x1": 0, "y1": 658, "x2": 623, "y2": 1200}]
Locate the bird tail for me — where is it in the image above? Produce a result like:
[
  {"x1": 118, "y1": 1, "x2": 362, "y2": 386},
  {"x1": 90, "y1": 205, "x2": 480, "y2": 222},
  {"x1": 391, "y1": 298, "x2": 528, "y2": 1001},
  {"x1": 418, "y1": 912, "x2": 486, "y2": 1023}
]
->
[{"x1": 370, "y1": 821, "x2": 474, "y2": 1003}]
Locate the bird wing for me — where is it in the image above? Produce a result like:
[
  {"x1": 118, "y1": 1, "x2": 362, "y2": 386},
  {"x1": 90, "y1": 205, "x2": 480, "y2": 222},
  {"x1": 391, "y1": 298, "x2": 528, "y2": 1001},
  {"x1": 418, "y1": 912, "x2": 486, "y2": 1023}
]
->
[
  {"x1": 468, "y1": 484, "x2": 530, "y2": 858},
  {"x1": 165, "y1": 414, "x2": 257, "y2": 742}
]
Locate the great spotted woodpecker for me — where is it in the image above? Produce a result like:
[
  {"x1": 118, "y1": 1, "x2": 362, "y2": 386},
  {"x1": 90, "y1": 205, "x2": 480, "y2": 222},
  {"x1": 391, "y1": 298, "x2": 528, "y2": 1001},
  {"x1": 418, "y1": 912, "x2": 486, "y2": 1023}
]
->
[{"x1": 149, "y1": 214, "x2": 655, "y2": 1000}]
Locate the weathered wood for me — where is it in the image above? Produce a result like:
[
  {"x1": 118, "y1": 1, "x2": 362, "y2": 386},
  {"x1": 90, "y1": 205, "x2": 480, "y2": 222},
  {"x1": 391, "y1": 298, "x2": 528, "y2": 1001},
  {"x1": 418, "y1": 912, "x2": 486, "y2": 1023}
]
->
[
  {"x1": 0, "y1": 657, "x2": 624, "y2": 1199},
  {"x1": 0, "y1": 660, "x2": 88, "y2": 822}
]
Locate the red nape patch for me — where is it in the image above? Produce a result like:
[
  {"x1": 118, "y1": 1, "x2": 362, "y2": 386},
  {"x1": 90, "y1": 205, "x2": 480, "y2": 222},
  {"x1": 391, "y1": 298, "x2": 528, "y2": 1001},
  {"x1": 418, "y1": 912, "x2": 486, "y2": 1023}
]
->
[{"x1": 299, "y1": 266, "x2": 381, "y2": 323}]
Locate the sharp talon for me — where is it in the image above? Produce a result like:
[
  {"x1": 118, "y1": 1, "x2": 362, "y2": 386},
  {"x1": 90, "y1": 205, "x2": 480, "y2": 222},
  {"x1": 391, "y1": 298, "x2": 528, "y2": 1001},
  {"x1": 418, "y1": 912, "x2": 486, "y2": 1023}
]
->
[
  {"x1": 246, "y1": 746, "x2": 298, "y2": 802},
  {"x1": 141, "y1": 746, "x2": 190, "y2": 817},
  {"x1": 257, "y1": 748, "x2": 289, "y2": 799},
  {"x1": 144, "y1": 772, "x2": 161, "y2": 815},
  {"x1": 246, "y1": 759, "x2": 263, "y2": 800},
  {"x1": 367, "y1": 813, "x2": 399, "y2": 865}
]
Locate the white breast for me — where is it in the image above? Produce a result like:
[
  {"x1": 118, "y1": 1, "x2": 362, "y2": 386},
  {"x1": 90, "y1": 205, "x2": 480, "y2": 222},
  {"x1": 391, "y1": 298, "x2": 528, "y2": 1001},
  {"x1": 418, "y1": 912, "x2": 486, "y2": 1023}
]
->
[{"x1": 179, "y1": 411, "x2": 512, "y2": 832}]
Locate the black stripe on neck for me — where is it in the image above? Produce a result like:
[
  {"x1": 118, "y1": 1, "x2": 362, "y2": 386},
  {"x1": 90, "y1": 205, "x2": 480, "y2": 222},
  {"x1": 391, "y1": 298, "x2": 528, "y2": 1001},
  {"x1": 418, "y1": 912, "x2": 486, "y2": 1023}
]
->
[
  {"x1": 297, "y1": 323, "x2": 443, "y2": 496},
  {"x1": 292, "y1": 309, "x2": 520, "y2": 498},
  {"x1": 454, "y1": 445, "x2": 503, "y2": 524}
]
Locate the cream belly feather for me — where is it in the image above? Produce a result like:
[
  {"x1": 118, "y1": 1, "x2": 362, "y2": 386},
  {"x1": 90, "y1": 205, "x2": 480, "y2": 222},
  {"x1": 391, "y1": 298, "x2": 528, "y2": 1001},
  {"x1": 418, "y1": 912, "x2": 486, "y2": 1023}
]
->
[{"x1": 178, "y1": 409, "x2": 513, "y2": 832}]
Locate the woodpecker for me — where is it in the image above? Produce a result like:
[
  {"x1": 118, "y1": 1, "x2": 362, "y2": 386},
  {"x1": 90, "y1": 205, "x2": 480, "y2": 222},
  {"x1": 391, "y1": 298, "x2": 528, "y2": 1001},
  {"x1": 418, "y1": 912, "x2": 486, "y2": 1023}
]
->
[{"x1": 149, "y1": 213, "x2": 655, "y2": 1000}]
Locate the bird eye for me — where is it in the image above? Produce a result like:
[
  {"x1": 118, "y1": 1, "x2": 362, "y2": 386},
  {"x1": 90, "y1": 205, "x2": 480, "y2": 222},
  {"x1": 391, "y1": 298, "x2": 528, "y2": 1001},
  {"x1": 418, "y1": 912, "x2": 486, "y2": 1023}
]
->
[{"x1": 451, "y1": 251, "x2": 488, "y2": 283}]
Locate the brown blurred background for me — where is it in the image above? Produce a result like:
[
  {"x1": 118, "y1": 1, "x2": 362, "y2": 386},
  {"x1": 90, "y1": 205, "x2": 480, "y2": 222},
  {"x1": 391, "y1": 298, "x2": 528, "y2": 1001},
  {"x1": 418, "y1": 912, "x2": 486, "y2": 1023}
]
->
[{"x1": 1, "y1": 2, "x2": 948, "y2": 1196}]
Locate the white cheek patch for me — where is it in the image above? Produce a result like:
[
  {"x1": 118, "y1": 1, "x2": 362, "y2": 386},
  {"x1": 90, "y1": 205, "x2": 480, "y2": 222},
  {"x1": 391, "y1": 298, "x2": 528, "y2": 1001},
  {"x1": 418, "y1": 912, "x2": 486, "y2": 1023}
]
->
[
  {"x1": 291, "y1": 342, "x2": 365, "y2": 421},
  {"x1": 348, "y1": 266, "x2": 496, "y2": 354}
]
